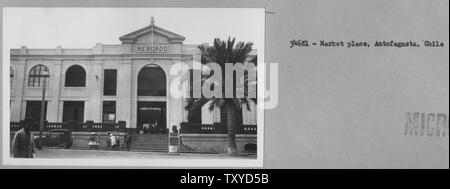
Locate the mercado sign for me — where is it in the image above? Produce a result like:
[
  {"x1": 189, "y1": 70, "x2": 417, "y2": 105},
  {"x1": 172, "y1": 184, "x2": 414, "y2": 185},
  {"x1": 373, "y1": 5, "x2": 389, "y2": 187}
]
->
[{"x1": 135, "y1": 45, "x2": 169, "y2": 53}]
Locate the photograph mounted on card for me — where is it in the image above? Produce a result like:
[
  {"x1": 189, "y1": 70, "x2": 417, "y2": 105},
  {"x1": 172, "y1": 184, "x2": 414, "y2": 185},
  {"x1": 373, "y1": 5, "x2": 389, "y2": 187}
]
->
[{"x1": 2, "y1": 7, "x2": 265, "y2": 167}]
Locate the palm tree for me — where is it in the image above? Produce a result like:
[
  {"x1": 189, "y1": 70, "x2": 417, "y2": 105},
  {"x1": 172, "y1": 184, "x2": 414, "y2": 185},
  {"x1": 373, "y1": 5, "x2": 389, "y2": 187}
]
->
[{"x1": 185, "y1": 37, "x2": 257, "y2": 155}]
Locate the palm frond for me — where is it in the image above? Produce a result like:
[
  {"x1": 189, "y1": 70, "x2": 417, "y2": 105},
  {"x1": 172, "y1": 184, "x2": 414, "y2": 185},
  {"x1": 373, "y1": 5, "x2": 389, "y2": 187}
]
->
[{"x1": 194, "y1": 37, "x2": 255, "y2": 112}]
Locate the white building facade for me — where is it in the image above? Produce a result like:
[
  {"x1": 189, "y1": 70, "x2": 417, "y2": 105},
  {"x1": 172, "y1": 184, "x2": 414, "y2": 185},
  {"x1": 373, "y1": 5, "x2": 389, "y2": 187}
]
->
[{"x1": 10, "y1": 20, "x2": 257, "y2": 142}]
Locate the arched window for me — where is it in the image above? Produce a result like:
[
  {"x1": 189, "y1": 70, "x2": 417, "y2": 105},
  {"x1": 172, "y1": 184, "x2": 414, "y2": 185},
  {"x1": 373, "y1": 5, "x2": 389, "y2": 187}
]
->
[
  {"x1": 65, "y1": 65, "x2": 86, "y2": 87},
  {"x1": 28, "y1": 64, "x2": 49, "y2": 87},
  {"x1": 138, "y1": 64, "x2": 166, "y2": 96}
]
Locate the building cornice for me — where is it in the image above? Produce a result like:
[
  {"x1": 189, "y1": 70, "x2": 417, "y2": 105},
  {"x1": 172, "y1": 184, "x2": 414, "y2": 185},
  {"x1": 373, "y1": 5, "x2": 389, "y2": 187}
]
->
[{"x1": 10, "y1": 53, "x2": 195, "y2": 61}]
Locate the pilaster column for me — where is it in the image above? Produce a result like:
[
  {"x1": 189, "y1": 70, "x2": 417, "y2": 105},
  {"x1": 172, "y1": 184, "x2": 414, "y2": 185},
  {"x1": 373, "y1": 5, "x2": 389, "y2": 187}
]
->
[
  {"x1": 46, "y1": 59, "x2": 62, "y2": 122},
  {"x1": 10, "y1": 59, "x2": 26, "y2": 122},
  {"x1": 117, "y1": 59, "x2": 132, "y2": 127},
  {"x1": 85, "y1": 59, "x2": 103, "y2": 122}
]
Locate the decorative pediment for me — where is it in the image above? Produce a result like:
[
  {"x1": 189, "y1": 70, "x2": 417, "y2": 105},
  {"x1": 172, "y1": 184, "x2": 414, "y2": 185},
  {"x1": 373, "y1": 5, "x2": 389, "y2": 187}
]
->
[{"x1": 119, "y1": 22, "x2": 185, "y2": 44}]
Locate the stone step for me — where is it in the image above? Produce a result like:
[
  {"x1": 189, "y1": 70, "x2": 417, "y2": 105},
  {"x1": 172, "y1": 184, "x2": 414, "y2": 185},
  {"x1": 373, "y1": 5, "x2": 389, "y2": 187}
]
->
[
  {"x1": 132, "y1": 143, "x2": 168, "y2": 145},
  {"x1": 132, "y1": 145, "x2": 167, "y2": 148},
  {"x1": 131, "y1": 150, "x2": 168, "y2": 152},
  {"x1": 131, "y1": 148, "x2": 168, "y2": 150},
  {"x1": 130, "y1": 134, "x2": 169, "y2": 152},
  {"x1": 132, "y1": 147, "x2": 167, "y2": 149},
  {"x1": 133, "y1": 141, "x2": 168, "y2": 143},
  {"x1": 133, "y1": 137, "x2": 168, "y2": 139},
  {"x1": 132, "y1": 145, "x2": 169, "y2": 149},
  {"x1": 133, "y1": 140, "x2": 168, "y2": 142},
  {"x1": 131, "y1": 134, "x2": 168, "y2": 137}
]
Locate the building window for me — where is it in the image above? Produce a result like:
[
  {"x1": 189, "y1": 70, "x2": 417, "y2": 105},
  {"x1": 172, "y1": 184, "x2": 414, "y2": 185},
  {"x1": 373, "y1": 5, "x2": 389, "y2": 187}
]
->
[
  {"x1": 138, "y1": 64, "x2": 166, "y2": 96},
  {"x1": 28, "y1": 64, "x2": 49, "y2": 87},
  {"x1": 65, "y1": 65, "x2": 86, "y2": 87},
  {"x1": 102, "y1": 101, "x2": 116, "y2": 123},
  {"x1": 25, "y1": 101, "x2": 47, "y2": 122},
  {"x1": 103, "y1": 69, "x2": 117, "y2": 96},
  {"x1": 62, "y1": 101, "x2": 84, "y2": 122}
]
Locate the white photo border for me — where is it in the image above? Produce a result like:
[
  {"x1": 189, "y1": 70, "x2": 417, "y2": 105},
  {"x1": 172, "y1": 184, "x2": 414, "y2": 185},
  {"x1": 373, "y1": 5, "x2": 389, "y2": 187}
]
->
[{"x1": 2, "y1": 7, "x2": 265, "y2": 167}]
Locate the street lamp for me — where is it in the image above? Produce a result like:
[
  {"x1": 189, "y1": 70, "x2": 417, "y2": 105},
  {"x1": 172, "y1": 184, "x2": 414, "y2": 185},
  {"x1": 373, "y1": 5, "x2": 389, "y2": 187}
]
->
[{"x1": 38, "y1": 75, "x2": 49, "y2": 150}]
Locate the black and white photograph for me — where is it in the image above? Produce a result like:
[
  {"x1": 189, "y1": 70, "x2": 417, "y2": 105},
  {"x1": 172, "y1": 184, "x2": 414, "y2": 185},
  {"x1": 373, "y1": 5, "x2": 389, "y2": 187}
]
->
[
  {"x1": 0, "y1": 0, "x2": 448, "y2": 176},
  {"x1": 3, "y1": 8, "x2": 264, "y2": 167}
]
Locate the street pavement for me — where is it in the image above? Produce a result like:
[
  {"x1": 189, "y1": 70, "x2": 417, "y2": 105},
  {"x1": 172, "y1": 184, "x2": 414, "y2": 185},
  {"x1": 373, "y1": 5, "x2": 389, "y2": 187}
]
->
[{"x1": 33, "y1": 148, "x2": 257, "y2": 159}]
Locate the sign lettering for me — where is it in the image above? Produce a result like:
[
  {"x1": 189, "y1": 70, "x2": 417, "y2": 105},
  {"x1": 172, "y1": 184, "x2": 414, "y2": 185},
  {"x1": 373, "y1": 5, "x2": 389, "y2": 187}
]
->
[{"x1": 135, "y1": 45, "x2": 169, "y2": 53}]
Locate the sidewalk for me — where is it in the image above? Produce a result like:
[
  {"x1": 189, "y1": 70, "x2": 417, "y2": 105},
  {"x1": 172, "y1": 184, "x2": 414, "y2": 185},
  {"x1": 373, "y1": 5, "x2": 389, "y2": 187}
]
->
[{"x1": 34, "y1": 148, "x2": 257, "y2": 159}]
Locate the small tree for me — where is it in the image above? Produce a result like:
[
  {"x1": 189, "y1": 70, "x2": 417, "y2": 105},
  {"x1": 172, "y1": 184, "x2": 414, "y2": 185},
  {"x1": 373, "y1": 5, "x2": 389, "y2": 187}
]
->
[{"x1": 185, "y1": 37, "x2": 257, "y2": 155}]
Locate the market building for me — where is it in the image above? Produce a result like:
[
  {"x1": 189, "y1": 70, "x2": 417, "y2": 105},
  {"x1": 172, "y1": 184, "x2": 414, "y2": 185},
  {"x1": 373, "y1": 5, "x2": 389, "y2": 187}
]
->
[{"x1": 9, "y1": 18, "x2": 257, "y2": 153}]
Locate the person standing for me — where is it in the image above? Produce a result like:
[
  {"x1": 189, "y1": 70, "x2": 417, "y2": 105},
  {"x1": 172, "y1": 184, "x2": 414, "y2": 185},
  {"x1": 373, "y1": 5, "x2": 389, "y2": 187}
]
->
[
  {"x1": 116, "y1": 134, "x2": 121, "y2": 151},
  {"x1": 124, "y1": 132, "x2": 132, "y2": 151},
  {"x1": 12, "y1": 118, "x2": 36, "y2": 158},
  {"x1": 110, "y1": 133, "x2": 117, "y2": 151},
  {"x1": 88, "y1": 133, "x2": 97, "y2": 150},
  {"x1": 106, "y1": 132, "x2": 111, "y2": 149}
]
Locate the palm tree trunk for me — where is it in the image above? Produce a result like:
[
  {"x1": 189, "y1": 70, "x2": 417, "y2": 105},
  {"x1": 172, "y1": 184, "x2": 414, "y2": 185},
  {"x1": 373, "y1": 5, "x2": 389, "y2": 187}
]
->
[{"x1": 226, "y1": 105, "x2": 239, "y2": 156}]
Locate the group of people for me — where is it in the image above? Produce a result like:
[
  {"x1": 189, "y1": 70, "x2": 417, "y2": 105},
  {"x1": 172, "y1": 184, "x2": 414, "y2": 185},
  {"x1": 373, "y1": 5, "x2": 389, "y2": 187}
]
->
[
  {"x1": 12, "y1": 118, "x2": 136, "y2": 159},
  {"x1": 107, "y1": 132, "x2": 132, "y2": 151},
  {"x1": 89, "y1": 132, "x2": 131, "y2": 151},
  {"x1": 88, "y1": 132, "x2": 132, "y2": 151},
  {"x1": 108, "y1": 133, "x2": 120, "y2": 151},
  {"x1": 88, "y1": 133, "x2": 100, "y2": 150},
  {"x1": 141, "y1": 120, "x2": 160, "y2": 134}
]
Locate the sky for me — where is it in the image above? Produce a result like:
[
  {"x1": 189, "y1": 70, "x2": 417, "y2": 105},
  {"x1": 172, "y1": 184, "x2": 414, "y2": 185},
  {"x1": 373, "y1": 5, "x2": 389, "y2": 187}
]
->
[{"x1": 3, "y1": 8, "x2": 264, "y2": 51}]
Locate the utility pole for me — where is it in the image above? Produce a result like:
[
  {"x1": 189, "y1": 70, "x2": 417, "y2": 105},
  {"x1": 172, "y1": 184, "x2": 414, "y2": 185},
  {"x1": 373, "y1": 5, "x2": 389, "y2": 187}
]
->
[{"x1": 38, "y1": 75, "x2": 48, "y2": 150}]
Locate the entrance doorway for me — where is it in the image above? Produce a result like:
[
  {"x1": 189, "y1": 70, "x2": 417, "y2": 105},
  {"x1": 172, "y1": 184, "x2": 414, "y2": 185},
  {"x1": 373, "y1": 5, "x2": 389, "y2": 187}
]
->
[
  {"x1": 137, "y1": 101, "x2": 166, "y2": 134},
  {"x1": 136, "y1": 64, "x2": 167, "y2": 134}
]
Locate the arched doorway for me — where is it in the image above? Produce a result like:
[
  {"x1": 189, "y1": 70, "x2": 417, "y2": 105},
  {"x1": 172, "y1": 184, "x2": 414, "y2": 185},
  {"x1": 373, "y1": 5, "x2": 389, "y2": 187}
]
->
[{"x1": 137, "y1": 64, "x2": 167, "y2": 134}]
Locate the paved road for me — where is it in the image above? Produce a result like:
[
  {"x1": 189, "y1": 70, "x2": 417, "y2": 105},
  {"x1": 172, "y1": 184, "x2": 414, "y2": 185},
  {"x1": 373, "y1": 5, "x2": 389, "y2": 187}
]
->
[{"x1": 33, "y1": 148, "x2": 256, "y2": 159}]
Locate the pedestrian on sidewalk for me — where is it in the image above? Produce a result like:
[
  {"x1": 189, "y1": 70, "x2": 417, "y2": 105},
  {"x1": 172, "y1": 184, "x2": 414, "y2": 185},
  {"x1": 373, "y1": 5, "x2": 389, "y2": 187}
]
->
[
  {"x1": 124, "y1": 132, "x2": 132, "y2": 151},
  {"x1": 116, "y1": 134, "x2": 120, "y2": 151},
  {"x1": 106, "y1": 132, "x2": 111, "y2": 149},
  {"x1": 12, "y1": 117, "x2": 36, "y2": 158},
  {"x1": 88, "y1": 132, "x2": 99, "y2": 150},
  {"x1": 110, "y1": 133, "x2": 117, "y2": 151}
]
